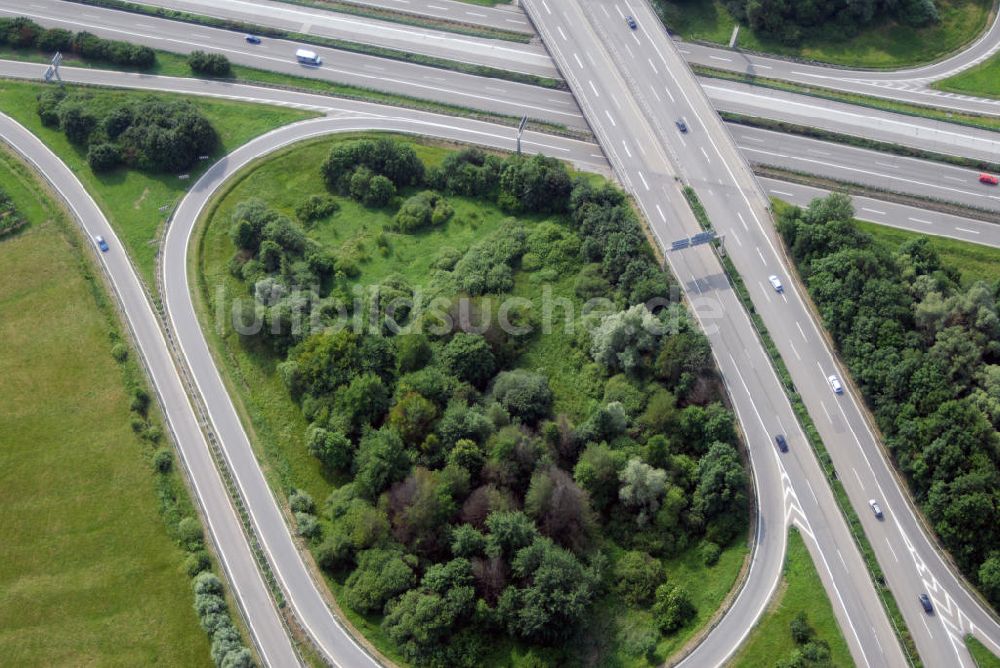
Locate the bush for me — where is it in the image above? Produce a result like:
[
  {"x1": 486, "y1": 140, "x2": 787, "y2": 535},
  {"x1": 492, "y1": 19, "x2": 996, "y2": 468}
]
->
[
  {"x1": 498, "y1": 154, "x2": 571, "y2": 214},
  {"x1": 442, "y1": 333, "x2": 496, "y2": 387},
  {"x1": 453, "y1": 224, "x2": 526, "y2": 295},
  {"x1": 295, "y1": 512, "x2": 321, "y2": 539},
  {"x1": 87, "y1": 142, "x2": 122, "y2": 172},
  {"x1": 193, "y1": 571, "x2": 225, "y2": 596},
  {"x1": 295, "y1": 194, "x2": 339, "y2": 223},
  {"x1": 153, "y1": 448, "x2": 173, "y2": 473},
  {"x1": 700, "y1": 540, "x2": 722, "y2": 566},
  {"x1": 177, "y1": 516, "x2": 205, "y2": 551},
  {"x1": 188, "y1": 50, "x2": 232, "y2": 76},
  {"x1": 57, "y1": 101, "x2": 96, "y2": 144},
  {"x1": 614, "y1": 551, "x2": 664, "y2": 605},
  {"x1": 393, "y1": 191, "x2": 451, "y2": 232},
  {"x1": 185, "y1": 550, "x2": 212, "y2": 577},
  {"x1": 652, "y1": 584, "x2": 696, "y2": 634},
  {"x1": 37, "y1": 28, "x2": 72, "y2": 52},
  {"x1": 321, "y1": 138, "x2": 424, "y2": 193},
  {"x1": 289, "y1": 489, "x2": 315, "y2": 514}
]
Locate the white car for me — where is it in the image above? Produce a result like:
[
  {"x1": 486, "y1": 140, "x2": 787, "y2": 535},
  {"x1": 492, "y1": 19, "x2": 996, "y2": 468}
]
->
[
  {"x1": 828, "y1": 374, "x2": 843, "y2": 394},
  {"x1": 768, "y1": 275, "x2": 783, "y2": 292},
  {"x1": 869, "y1": 499, "x2": 883, "y2": 519}
]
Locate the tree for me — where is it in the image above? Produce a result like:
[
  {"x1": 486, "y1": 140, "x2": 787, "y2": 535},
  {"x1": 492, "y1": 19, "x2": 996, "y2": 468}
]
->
[
  {"x1": 396, "y1": 334, "x2": 432, "y2": 373},
  {"x1": 342, "y1": 548, "x2": 416, "y2": 614},
  {"x1": 306, "y1": 425, "x2": 353, "y2": 471},
  {"x1": 652, "y1": 584, "x2": 695, "y2": 634},
  {"x1": 485, "y1": 510, "x2": 539, "y2": 559},
  {"x1": 442, "y1": 333, "x2": 496, "y2": 387},
  {"x1": 382, "y1": 559, "x2": 478, "y2": 667},
  {"x1": 492, "y1": 370, "x2": 553, "y2": 425},
  {"x1": 692, "y1": 442, "x2": 748, "y2": 543},
  {"x1": 979, "y1": 554, "x2": 1000, "y2": 608},
  {"x1": 589, "y1": 304, "x2": 663, "y2": 374},
  {"x1": 336, "y1": 373, "x2": 389, "y2": 434},
  {"x1": 790, "y1": 611, "x2": 814, "y2": 644},
  {"x1": 619, "y1": 458, "x2": 668, "y2": 526},
  {"x1": 498, "y1": 154, "x2": 572, "y2": 214},
  {"x1": 496, "y1": 537, "x2": 599, "y2": 642},
  {"x1": 448, "y1": 438, "x2": 486, "y2": 477},
  {"x1": 354, "y1": 427, "x2": 412, "y2": 500},
  {"x1": 574, "y1": 442, "x2": 627, "y2": 514},
  {"x1": 388, "y1": 467, "x2": 457, "y2": 555},
  {"x1": 451, "y1": 524, "x2": 487, "y2": 557},
  {"x1": 524, "y1": 466, "x2": 594, "y2": 553},
  {"x1": 389, "y1": 392, "x2": 439, "y2": 446}
]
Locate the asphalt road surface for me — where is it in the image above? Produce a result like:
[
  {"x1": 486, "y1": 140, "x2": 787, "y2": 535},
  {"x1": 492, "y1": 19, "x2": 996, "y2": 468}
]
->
[
  {"x1": 338, "y1": 0, "x2": 533, "y2": 33},
  {"x1": 524, "y1": 0, "x2": 1000, "y2": 666},
  {"x1": 0, "y1": 1, "x2": 585, "y2": 129},
  {"x1": 124, "y1": 0, "x2": 557, "y2": 78},
  {"x1": 760, "y1": 178, "x2": 1000, "y2": 248},
  {"x1": 0, "y1": 112, "x2": 303, "y2": 668},
  {"x1": 730, "y1": 125, "x2": 1000, "y2": 214},
  {"x1": 523, "y1": 0, "x2": 909, "y2": 666}
]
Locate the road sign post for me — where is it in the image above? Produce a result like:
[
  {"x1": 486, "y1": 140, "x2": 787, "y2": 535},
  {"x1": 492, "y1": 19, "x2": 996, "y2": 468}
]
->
[
  {"x1": 516, "y1": 114, "x2": 528, "y2": 155},
  {"x1": 43, "y1": 51, "x2": 62, "y2": 83}
]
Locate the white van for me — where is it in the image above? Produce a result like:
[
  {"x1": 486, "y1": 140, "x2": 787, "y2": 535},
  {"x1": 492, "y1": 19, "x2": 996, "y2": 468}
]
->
[{"x1": 295, "y1": 49, "x2": 322, "y2": 66}]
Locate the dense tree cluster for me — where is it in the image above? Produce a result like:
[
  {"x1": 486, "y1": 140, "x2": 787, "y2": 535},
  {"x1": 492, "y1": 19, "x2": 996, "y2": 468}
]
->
[
  {"x1": 780, "y1": 193, "x2": 1000, "y2": 608},
  {"x1": 0, "y1": 17, "x2": 155, "y2": 68},
  {"x1": 187, "y1": 50, "x2": 232, "y2": 76},
  {"x1": 222, "y1": 138, "x2": 749, "y2": 663},
  {"x1": 37, "y1": 90, "x2": 218, "y2": 174},
  {"x1": 720, "y1": 0, "x2": 938, "y2": 44},
  {"x1": 0, "y1": 188, "x2": 27, "y2": 237}
]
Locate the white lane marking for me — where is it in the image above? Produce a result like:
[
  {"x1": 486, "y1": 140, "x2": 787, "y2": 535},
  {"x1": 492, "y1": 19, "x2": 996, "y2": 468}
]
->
[
  {"x1": 921, "y1": 615, "x2": 934, "y2": 640},
  {"x1": 738, "y1": 212, "x2": 748, "y2": 231},
  {"x1": 861, "y1": 207, "x2": 886, "y2": 215},
  {"x1": 573, "y1": 53, "x2": 584, "y2": 69},
  {"x1": 663, "y1": 86, "x2": 675, "y2": 103},
  {"x1": 885, "y1": 537, "x2": 899, "y2": 563},
  {"x1": 956, "y1": 227, "x2": 981, "y2": 234},
  {"x1": 755, "y1": 247, "x2": 766, "y2": 265},
  {"x1": 588, "y1": 80, "x2": 600, "y2": 96},
  {"x1": 604, "y1": 109, "x2": 616, "y2": 126},
  {"x1": 638, "y1": 171, "x2": 649, "y2": 191},
  {"x1": 806, "y1": 479, "x2": 818, "y2": 505},
  {"x1": 656, "y1": 204, "x2": 666, "y2": 222},
  {"x1": 700, "y1": 146, "x2": 710, "y2": 161},
  {"x1": 622, "y1": 140, "x2": 632, "y2": 158},
  {"x1": 821, "y1": 401, "x2": 833, "y2": 424},
  {"x1": 909, "y1": 217, "x2": 933, "y2": 225},
  {"x1": 796, "y1": 321, "x2": 807, "y2": 341},
  {"x1": 837, "y1": 549, "x2": 849, "y2": 573},
  {"x1": 647, "y1": 58, "x2": 659, "y2": 74},
  {"x1": 853, "y1": 467, "x2": 865, "y2": 490},
  {"x1": 557, "y1": 26, "x2": 568, "y2": 40},
  {"x1": 710, "y1": 55, "x2": 732, "y2": 62},
  {"x1": 790, "y1": 342, "x2": 801, "y2": 361},
  {"x1": 770, "y1": 190, "x2": 796, "y2": 198}
]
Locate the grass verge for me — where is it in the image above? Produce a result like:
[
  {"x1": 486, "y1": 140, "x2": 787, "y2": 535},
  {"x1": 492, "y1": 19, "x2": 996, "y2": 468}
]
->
[
  {"x1": 654, "y1": 0, "x2": 993, "y2": 70},
  {"x1": 968, "y1": 635, "x2": 1000, "y2": 667},
  {"x1": 0, "y1": 78, "x2": 315, "y2": 288},
  {"x1": 732, "y1": 529, "x2": 852, "y2": 667},
  {"x1": 935, "y1": 51, "x2": 1000, "y2": 99},
  {"x1": 64, "y1": 0, "x2": 557, "y2": 86},
  {"x1": 0, "y1": 144, "x2": 214, "y2": 666},
  {"x1": 696, "y1": 64, "x2": 1000, "y2": 134},
  {"x1": 684, "y1": 186, "x2": 923, "y2": 667}
]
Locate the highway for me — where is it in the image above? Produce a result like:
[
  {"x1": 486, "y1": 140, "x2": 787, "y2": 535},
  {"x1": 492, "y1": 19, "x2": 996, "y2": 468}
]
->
[
  {"x1": 338, "y1": 0, "x2": 533, "y2": 33},
  {"x1": 523, "y1": 0, "x2": 1000, "y2": 666},
  {"x1": 118, "y1": 0, "x2": 558, "y2": 78},
  {"x1": 6, "y1": 0, "x2": 1000, "y2": 661},
  {"x1": 761, "y1": 178, "x2": 1000, "y2": 247},
  {"x1": 729, "y1": 125, "x2": 1000, "y2": 214},
  {"x1": 0, "y1": 1, "x2": 585, "y2": 129},
  {"x1": 523, "y1": 1, "x2": 907, "y2": 666}
]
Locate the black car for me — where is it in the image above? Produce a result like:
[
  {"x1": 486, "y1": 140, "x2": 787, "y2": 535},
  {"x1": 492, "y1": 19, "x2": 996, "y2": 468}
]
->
[
  {"x1": 625, "y1": 15, "x2": 638, "y2": 30},
  {"x1": 775, "y1": 434, "x2": 788, "y2": 453},
  {"x1": 675, "y1": 119, "x2": 688, "y2": 133},
  {"x1": 245, "y1": 35, "x2": 262, "y2": 44},
  {"x1": 919, "y1": 593, "x2": 933, "y2": 614}
]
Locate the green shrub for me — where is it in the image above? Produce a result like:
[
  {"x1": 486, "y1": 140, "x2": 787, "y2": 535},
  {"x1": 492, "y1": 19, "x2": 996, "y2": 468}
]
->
[{"x1": 152, "y1": 448, "x2": 173, "y2": 473}]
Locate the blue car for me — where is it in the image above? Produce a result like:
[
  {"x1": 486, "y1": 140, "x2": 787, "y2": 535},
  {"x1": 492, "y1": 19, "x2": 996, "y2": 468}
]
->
[
  {"x1": 245, "y1": 35, "x2": 261, "y2": 44},
  {"x1": 625, "y1": 16, "x2": 638, "y2": 30},
  {"x1": 95, "y1": 235, "x2": 109, "y2": 252}
]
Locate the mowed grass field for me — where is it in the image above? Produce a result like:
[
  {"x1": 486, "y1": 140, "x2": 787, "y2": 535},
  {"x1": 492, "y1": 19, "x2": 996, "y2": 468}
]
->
[
  {"x1": 732, "y1": 529, "x2": 852, "y2": 667},
  {"x1": 0, "y1": 79, "x2": 315, "y2": 288},
  {"x1": 0, "y1": 147, "x2": 211, "y2": 666},
  {"x1": 968, "y1": 635, "x2": 1000, "y2": 667},
  {"x1": 654, "y1": 0, "x2": 993, "y2": 69}
]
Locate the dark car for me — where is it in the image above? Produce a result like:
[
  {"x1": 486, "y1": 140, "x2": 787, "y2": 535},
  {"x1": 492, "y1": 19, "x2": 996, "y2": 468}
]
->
[
  {"x1": 775, "y1": 434, "x2": 788, "y2": 453},
  {"x1": 94, "y1": 235, "x2": 109, "y2": 253},
  {"x1": 245, "y1": 35, "x2": 262, "y2": 44},
  {"x1": 675, "y1": 119, "x2": 688, "y2": 133},
  {"x1": 919, "y1": 594, "x2": 933, "y2": 613},
  {"x1": 625, "y1": 15, "x2": 637, "y2": 30}
]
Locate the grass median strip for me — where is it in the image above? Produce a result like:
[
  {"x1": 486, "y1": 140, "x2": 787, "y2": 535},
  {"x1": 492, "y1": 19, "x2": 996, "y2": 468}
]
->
[
  {"x1": 683, "y1": 185, "x2": 923, "y2": 667},
  {"x1": 696, "y1": 64, "x2": 1000, "y2": 135},
  {"x1": 967, "y1": 635, "x2": 1000, "y2": 668},
  {"x1": 65, "y1": 0, "x2": 553, "y2": 85},
  {"x1": 934, "y1": 51, "x2": 1000, "y2": 99}
]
